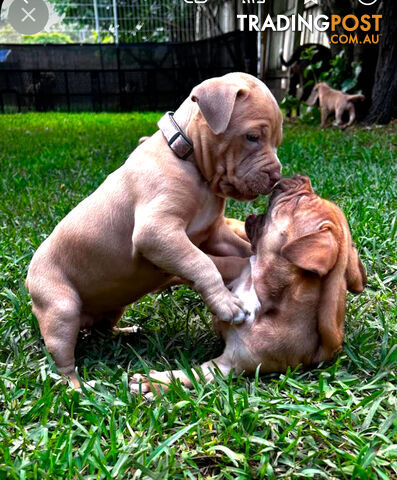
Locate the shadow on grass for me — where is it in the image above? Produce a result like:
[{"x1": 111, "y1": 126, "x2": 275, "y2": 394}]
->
[{"x1": 74, "y1": 289, "x2": 225, "y2": 379}]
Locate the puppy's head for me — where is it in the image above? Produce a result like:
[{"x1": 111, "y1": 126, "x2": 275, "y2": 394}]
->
[
  {"x1": 188, "y1": 73, "x2": 283, "y2": 201},
  {"x1": 240, "y1": 176, "x2": 367, "y2": 369}
]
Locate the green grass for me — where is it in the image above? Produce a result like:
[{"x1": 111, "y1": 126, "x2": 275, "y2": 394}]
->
[{"x1": 0, "y1": 112, "x2": 396, "y2": 479}]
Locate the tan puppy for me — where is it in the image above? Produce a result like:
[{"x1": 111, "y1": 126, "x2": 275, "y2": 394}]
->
[
  {"x1": 224, "y1": 217, "x2": 249, "y2": 241},
  {"x1": 130, "y1": 176, "x2": 366, "y2": 393},
  {"x1": 26, "y1": 72, "x2": 282, "y2": 387},
  {"x1": 307, "y1": 82, "x2": 365, "y2": 129}
]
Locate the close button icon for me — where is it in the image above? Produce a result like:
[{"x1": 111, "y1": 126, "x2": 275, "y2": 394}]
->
[{"x1": 8, "y1": 0, "x2": 49, "y2": 35}]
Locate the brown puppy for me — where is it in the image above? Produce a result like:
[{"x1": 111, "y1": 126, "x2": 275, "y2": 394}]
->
[
  {"x1": 130, "y1": 176, "x2": 366, "y2": 394},
  {"x1": 26, "y1": 73, "x2": 282, "y2": 387},
  {"x1": 307, "y1": 82, "x2": 365, "y2": 129}
]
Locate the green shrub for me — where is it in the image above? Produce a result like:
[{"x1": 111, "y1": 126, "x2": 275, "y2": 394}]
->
[{"x1": 22, "y1": 32, "x2": 72, "y2": 44}]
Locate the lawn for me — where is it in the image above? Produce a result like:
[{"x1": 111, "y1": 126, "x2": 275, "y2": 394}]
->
[{"x1": 0, "y1": 113, "x2": 396, "y2": 479}]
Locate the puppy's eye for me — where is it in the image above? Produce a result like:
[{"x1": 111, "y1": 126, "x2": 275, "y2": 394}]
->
[{"x1": 246, "y1": 134, "x2": 259, "y2": 143}]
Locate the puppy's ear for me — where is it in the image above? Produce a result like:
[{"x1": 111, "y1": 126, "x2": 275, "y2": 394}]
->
[
  {"x1": 191, "y1": 78, "x2": 249, "y2": 135},
  {"x1": 281, "y1": 228, "x2": 339, "y2": 276},
  {"x1": 245, "y1": 214, "x2": 258, "y2": 243},
  {"x1": 345, "y1": 243, "x2": 367, "y2": 293},
  {"x1": 245, "y1": 214, "x2": 265, "y2": 251},
  {"x1": 306, "y1": 84, "x2": 319, "y2": 106}
]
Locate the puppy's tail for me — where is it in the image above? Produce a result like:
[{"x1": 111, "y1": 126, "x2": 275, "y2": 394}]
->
[
  {"x1": 279, "y1": 49, "x2": 290, "y2": 67},
  {"x1": 348, "y1": 94, "x2": 365, "y2": 103},
  {"x1": 279, "y1": 49, "x2": 294, "y2": 67}
]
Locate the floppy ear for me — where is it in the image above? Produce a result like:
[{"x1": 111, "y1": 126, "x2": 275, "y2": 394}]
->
[
  {"x1": 312, "y1": 276, "x2": 346, "y2": 364},
  {"x1": 306, "y1": 85, "x2": 319, "y2": 106},
  {"x1": 281, "y1": 228, "x2": 339, "y2": 277},
  {"x1": 312, "y1": 240, "x2": 367, "y2": 365},
  {"x1": 245, "y1": 214, "x2": 265, "y2": 251},
  {"x1": 191, "y1": 78, "x2": 248, "y2": 135},
  {"x1": 345, "y1": 243, "x2": 367, "y2": 293}
]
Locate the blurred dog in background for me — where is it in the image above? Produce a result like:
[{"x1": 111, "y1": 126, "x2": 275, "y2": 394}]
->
[
  {"x1": 280, "y1": 43, "x2": 331, "y2": 117},
  {"x1": 307, "y1": 83, "x2": 365, "y2": 129}
]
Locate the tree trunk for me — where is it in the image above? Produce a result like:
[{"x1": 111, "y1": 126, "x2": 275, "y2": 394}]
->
[
  {"x1": 365, "y1": 0, "x2": 397, "y2": 124},
  {"x1": 320, "y1": 0, "x2": 388, "y2": 119},
  {"x1": 320, "y1": 0, "x2": 355, "y2": 62}
]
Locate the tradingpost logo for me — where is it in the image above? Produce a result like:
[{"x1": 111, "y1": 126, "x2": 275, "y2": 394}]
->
[
  {"x1": 237, "y1": 0, "x2": 382, "y2": 46},
  {"x1": 329, "y1": 13, "x2": 381, "y2": 45}
]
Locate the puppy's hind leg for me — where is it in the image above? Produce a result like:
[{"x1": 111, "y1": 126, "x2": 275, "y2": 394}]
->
[
  {"x1": 346, "y1": 102, "x2": 356, "y2": 127},
  {"x1": 130, "y1": 354, "x2": 233, "y2": 396},
  {"x1": 335, "y1": 105, "x2": 349, "y2": 130},
  {"x1": 34, "y1": 296, "x2": 82, "y2": 388},
  {"x1": 320, "y1": 107, "x2": 330, "y2": 128}
]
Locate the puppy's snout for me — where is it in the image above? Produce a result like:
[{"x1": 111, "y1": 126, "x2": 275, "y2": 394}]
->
[
  {"x1": 269, "y1": 169, "x2": 281, "y2": 186},
  {"x1": 278, "y1": 175, "x2": 312, "y2": 193},
  {"x1": 244, "y1": 163, "x2": 281, "y2": 196}
]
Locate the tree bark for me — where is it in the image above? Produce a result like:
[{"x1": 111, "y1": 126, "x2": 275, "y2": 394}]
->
[
  {"x1": 320, "y1": 0, "x2": 355, "y2": 62},
  {"x1": 319, "y1": 0, "x2": 396, "y2": 122},
  {"x1": 365, "y1": 0, "x2": 397, "y2": 124}
]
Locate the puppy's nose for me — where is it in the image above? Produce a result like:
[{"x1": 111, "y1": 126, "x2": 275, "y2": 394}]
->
[{"x1": 269, "y1": 169, "x2": 281, "y2": 185}]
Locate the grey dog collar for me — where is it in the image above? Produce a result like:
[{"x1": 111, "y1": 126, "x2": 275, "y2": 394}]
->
[{"x1": 158, "y1": 111, "x2": 194, "y2": 161}]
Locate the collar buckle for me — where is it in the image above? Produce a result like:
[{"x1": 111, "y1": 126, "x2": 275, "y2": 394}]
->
[{"x1": 158, "y1": 111, "x2": 194, "y2": 160}]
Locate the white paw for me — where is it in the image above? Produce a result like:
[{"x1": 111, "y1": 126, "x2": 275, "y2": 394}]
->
[
  {"x1": 210, "y1": 289, "x2": 250, "y2": 324},
  {"x1": 84, "y1": 379, "x2": 97, "y2": 388},
  {"x1": 129, "y1": 373, "x2": 151, "y2": 394},
  {"x1": 231, "y1": 309, "x2": 250, "y2": 324},
  {"x1": 129, "y1": 373, "x2": 156, "y2": 400},
  {"x1": 112, "y1": 325, "x2": 141, "y2": 335}
]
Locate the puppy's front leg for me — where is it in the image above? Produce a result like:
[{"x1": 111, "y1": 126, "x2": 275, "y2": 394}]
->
[
  {"x1": 202, "y1": 217, "x2": 252, "y2": 258},
  {"x1": 208, "y1": 255, "x2": 248, "y2": 284},
  {"x1": 130, "y1": 355, "x2": 232, "y2": 395},
  {"x1": 133, "y1": 211, "x2": 249, "y2": 324}
]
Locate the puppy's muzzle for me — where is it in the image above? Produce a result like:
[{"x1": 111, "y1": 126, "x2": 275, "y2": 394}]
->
[{"x1": 242, "y1": 165, "x2": 282, "y2": 197}]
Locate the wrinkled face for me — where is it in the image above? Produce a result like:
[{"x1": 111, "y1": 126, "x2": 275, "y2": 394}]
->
[
  {"x1": 219, "y1": 82, "x2": 283, "y2": 200},
  {"x1": 215, "y1": 176, "x2": 366, "y2": 373},
  {"x1": 240, "y1": 179, "x2": 329, "y2": 369},
  {"x1": 255, "y1": 193, "x2": 325, "y2": 303},
  {"x1": 189, "y1": 73, "x2": 283, "y2": 201}
]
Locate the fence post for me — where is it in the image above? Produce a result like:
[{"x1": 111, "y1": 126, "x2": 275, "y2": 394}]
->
[
  {"x1": 112, "y1": 0, "x2": 119, "y2": 45},
  {"x1": 293, "y1": 0, "x2": 305, "y2": 50},
  {"x1": 116, "y1": 46, "x2": 122, "y2": 111},
  {"x1": 93, "y1": 0, "x2": 101, "y2": 43},
  {"x1": 257, "y1": 2, "x2": 262, "y2": 77},
  {"x1": 64, "y1": 71, "x2": 70, "y2": 112}
]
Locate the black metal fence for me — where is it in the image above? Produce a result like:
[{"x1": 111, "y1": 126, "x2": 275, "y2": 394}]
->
[{"x1": 0, "y1": 31, "x2": 256, "y2": 113}]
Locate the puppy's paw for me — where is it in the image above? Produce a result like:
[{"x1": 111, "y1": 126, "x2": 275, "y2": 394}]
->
[
  {"x1": 129, "y1": 371, "x2": 170, "y2": 397},
  {"x1": 112, "y1": 325, "x2": 141, "y2": 335},
  {"x1": 130, "y1": 373, "x2": 152, "y2": 394},
  {"x1": 209, "y1": 289, "x2": 250, "y2": 324},
  {"x1": 129, "y1": 374, "x2": 156, "y2": 400}
]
